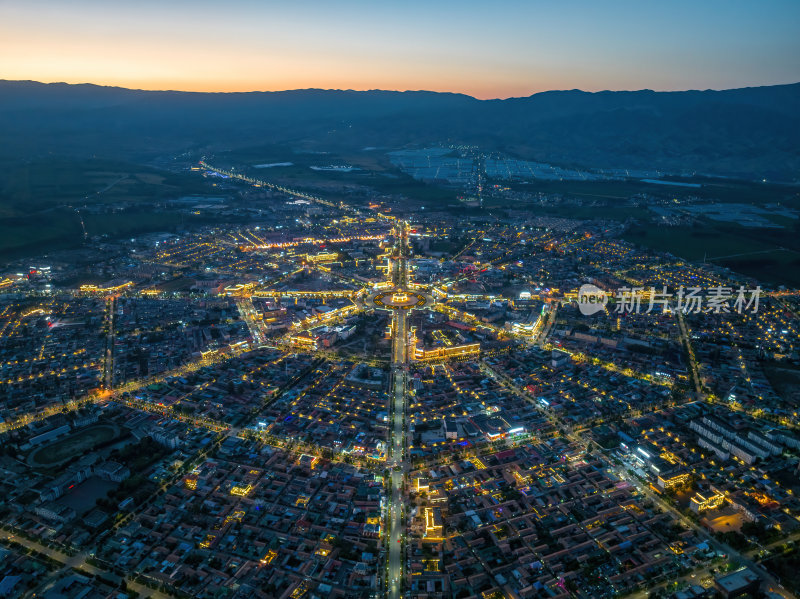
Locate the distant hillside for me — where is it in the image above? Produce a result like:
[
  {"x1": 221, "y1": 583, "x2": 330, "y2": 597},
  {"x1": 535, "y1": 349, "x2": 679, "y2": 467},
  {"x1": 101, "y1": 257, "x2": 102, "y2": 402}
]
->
[{"x1": 1, "y1": 80, "x2": 798, "y2": 180}]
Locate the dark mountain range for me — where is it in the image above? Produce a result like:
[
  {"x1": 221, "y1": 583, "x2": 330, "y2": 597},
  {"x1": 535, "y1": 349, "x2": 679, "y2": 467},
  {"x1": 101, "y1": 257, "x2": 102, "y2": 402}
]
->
[{"x1": 1, "y1": 80, "x2": 798, "y2": 179}]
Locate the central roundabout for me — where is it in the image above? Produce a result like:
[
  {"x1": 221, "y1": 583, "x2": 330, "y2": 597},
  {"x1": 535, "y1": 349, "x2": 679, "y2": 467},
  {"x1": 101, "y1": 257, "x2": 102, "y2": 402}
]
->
[{"x1": 366, "y1": 288, "x2": 433, "y2": 311}]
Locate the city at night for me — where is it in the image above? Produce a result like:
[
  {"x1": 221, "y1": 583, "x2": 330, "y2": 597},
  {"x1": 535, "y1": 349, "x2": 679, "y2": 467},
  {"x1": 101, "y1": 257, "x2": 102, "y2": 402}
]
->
[{"x1": 1, "y1": 2, "x2": 799, "y2": 598}]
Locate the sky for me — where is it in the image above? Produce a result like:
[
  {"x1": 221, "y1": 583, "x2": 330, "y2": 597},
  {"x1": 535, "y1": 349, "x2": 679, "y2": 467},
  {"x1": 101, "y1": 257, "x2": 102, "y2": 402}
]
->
[{"x1": 1, "y1": 0, "x2": 798, "y2": 99}]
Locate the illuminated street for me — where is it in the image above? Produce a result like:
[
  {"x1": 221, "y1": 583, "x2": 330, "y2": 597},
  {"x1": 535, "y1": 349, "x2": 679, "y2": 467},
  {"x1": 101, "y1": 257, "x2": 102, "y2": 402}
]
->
[
  {"x1": 387, "y1": 222, "x2": 413, "y2": 599},
  {"x1": 1, "y1": 141, "x2": 799, "y2": 599}
]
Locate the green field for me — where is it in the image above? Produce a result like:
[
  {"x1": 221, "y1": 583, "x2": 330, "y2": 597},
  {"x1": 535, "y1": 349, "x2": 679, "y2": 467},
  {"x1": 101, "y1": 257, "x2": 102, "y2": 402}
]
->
[
  {"x1": 0, "y1": 158, "x2": 231, "y2": 261},
  {"x1": 219, "y1": 143, "x2": 458, "y2": 205},
  {"x1": 29, "y1": 424, "x2": 118, "y2": 466},
  {"x1": 624, "y1": 221, "x2": 800, "y2": 286},
  {"x1": 0, "y1": 209, "x2": 218, "y2": 261},
  {"x1": 0, "y1": 209, "x2": 84, "y2": 259},
  {"x1": 0, "y1": 159, "x2": 210, "y2": 216},
  {"x1": 82, "y1": 212, "x2": 184, "y2": 238}
]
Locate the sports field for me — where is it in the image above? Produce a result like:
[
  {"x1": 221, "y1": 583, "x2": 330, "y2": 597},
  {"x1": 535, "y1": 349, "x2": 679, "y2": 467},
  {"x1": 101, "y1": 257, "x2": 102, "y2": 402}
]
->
[{"x1": 29, "y1": 424, "x2": 118, "y2": 467}]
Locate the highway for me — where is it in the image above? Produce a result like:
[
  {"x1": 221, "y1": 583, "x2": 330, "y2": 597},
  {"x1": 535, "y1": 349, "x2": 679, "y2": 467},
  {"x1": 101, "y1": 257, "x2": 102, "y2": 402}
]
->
[{"x1": 199, "y1": 161, "x2": 358, "y2": 214}]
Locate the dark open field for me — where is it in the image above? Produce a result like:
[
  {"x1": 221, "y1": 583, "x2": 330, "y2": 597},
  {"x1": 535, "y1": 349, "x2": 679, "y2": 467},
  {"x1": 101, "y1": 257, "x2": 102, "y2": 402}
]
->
[
  {"x1": 0, "y1": 159, "x2": 209, "y2": 216},
  {"x1": 762, "y1": 363, "x2": 800, "y2": 404},
  {"x1": 217, "y1": 143, "x2": 458, "y2": 206},
  {"x1": 0, "y1": 159, "x2": 222, "y2": 261},
  {"x1": 624, "y1": 220, "x2": 800, "y2": 287},
  {"x1": 491, "y1": 175, "x2": 800, "y2": 287},
  {"x1": 28, "y1": 424, "x2": 118, "y2": 467},
  {"x1": 503, "y1": 175, "x2": 800, "y2": 208}
]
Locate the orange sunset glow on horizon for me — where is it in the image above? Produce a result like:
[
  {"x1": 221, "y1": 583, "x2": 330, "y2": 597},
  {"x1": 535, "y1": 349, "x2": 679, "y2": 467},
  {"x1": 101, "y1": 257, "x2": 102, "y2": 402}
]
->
[{"x1": 2, "y1": 0, "x2": 798, "y2": 99}]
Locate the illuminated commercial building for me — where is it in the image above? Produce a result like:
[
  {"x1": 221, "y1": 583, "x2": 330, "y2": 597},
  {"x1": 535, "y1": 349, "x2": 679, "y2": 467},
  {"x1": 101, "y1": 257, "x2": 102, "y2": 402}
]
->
[
  {"x1": 414, "y1": 343, "x2": 480, "y2": 362},
  {"x1": 690, "y1": 490, "x2": 726, "y2": 512},
  {"x1": 423, "y1": 507, "x2": 444, "y2": 541},
  {"x1": 304, "y1": 251, "x2": 339, "y2": 264},
  {"x1": 79, "y1": 280, "x2": 133, "y2": 294},
  {"x1": 230, "y1": 484, "x2": 253, "y2": 497},
  {"x1": 656, "y1": 471, "x2": 691, "y2": 490}
]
